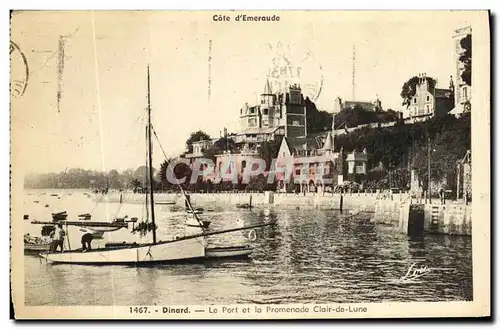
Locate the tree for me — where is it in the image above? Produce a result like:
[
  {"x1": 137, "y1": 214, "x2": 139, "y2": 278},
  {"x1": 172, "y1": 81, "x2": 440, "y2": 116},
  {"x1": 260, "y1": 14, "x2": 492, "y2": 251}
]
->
[
  {"x1": 133, "y1": 165, "x2": 157, "y2": 188},
  {"x1": 459, "y1": 34, "x2": 472, "y2": 86},
  {"x1": 158, "y1": 158, "x2": 192, "y2": 191},
  {"x1": 108, "y1": 169, "x2": 121, "y2": 189},
  {"x1": 376, "y1": 108, "x2": 401, "y2": 123},
  {"x1": 388, "y1": 168, "x2": 410, "y2": 190},
  {"x1": 305, "y1": 97, "x2": 332, "y2": 134},
  {"x1": 158, "y1": 159, "x2": 176, "y2": 191},
  {"x1": 258, "y1": 136, "x2": 283, "y2": 170},
  {"x1": 212, "y1": 137, "x2": 237, "y2": 154},
  {"x1": 412, "y1": 127, "x2": 470, "y2": 190},
  {"x1": 246, "y1": 174, "x2": 268, "y2": 192},
  {"x1": 400, "y1": 76, "x2": 436, "y2": 107},
  {"x1": 130, "y1": 178, "x2": 142, "y2": 193},
  {"x1": 186, "y1": 131, "x2": 211, "y2": 153},
  {"x1": 335, "y1": 104, "x2": 381, "y2": 128}
]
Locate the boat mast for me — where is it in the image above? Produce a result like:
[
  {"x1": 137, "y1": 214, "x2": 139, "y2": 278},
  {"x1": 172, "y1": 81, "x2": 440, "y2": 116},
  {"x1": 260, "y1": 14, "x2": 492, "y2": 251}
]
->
[{"x1": 147, "y1": 65, "x2": 157, "y2": 244}]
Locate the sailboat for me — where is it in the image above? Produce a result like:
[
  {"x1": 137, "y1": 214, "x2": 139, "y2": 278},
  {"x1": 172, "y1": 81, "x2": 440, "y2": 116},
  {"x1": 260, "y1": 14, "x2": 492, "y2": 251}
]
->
[{"x1": 39, "y1": 66, "x2": 271, "y2": 265}]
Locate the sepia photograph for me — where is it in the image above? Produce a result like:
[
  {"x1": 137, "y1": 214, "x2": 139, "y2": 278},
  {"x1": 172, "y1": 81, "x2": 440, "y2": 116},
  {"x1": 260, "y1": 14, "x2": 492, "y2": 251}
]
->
[{"x1": 9, "y1": 10, "x2": 490, "y2": 319}]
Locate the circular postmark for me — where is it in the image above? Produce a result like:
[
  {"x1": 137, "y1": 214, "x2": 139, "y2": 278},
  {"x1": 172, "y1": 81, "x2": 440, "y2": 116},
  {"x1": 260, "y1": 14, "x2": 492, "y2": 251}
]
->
[{"x1": 10, "y1": 41, "x2": 29, "y2": 99}]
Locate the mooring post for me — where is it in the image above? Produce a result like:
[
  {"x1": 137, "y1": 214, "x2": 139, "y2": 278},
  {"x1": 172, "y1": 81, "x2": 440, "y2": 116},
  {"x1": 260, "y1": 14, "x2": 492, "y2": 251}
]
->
[
  {"x1": 340, "y1": 191, "x2": 344, "y2": 214},
  {"x1": 185, "y1": 194, "x2": 191, "y2": 211}
]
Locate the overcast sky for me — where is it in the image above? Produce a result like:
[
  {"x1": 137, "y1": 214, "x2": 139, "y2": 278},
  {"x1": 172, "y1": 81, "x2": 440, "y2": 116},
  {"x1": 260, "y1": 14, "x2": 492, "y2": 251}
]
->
[{"x1": 10, "y1": 11, "x2": 477, "y2": 174}]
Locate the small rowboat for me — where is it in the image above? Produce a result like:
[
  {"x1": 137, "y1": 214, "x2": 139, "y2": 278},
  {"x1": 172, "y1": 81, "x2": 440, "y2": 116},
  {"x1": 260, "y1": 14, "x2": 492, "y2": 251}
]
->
[
  {"x1": 78, "y1": 213, "x2": 92, "y2": 221},
  {"x1": 103, "y1": 242, "x2": 252, "y2": 259},
  {"x1": 205, "y1": 246, "x2": 253, "y2": 258},
  {"x1": 155, "y1": 200, "x2": 176, "y2": 205},
  {"x1": 24, "y1": 235, "x2": 51, "y2": 253},
  {"x1": 185, "y1": 217, "x2": 211, "y2": 229},
  {"x1": 51, "y1": 211, "x2": 68, "y2": 221},
  {"x1": 186, "y1": 209, "x2": 203, "y2": 215}
]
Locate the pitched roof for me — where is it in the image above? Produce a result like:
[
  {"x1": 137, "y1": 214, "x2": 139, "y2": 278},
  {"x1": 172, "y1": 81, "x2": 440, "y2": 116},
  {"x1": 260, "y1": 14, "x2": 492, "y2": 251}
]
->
[
  {"x1": 284, "y1": 134, "x2": 329, "y2": 153},
  {"x1": 321, "y1": 132, "x2": 334, "y2": 151}
]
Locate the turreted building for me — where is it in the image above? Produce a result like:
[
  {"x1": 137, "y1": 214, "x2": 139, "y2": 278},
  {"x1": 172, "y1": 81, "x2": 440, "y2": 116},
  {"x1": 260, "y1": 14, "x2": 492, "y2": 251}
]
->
[
  {"x1": 235, "y1": 79, "x2": 307, "y2": 146},
  {"x1": 403, "y1": 73, "x2": 455, "y2": 121}
]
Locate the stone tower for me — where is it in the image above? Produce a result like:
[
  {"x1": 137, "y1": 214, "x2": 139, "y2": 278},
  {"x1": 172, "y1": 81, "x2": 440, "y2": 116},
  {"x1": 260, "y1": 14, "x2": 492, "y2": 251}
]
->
[
  {"x1": 284, "y1": 84, "x2": 307, "y2": 138},
  {"x1": 260, "y1": 78, "x2": 277, "y2": 128}
]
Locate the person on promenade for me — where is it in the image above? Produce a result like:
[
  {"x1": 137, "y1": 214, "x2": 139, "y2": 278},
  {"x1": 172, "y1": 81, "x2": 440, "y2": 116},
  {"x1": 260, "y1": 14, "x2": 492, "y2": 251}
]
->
[
  {"x1": 50, "y1": 223, "x2": 66, "y2": 252},
  {"x1": 80, "y1": 233, "x2": 93, "y2": 252},
  {"x1": 438, "y1": 187, "x2": 445, "y2": 205}
]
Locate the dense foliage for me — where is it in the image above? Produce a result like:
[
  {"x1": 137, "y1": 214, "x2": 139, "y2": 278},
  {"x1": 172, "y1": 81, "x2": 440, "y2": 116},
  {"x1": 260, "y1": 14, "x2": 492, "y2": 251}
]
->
[
  {"x1": 334, "y1": 105, "x2": 401, "y2": 128},
  {"x1": 185, "y1": 130, "x2": 211, "y2": 153},
  {"x1": 27, "y1": 97, "x2": 469, "y2": 193},
  {"x1": 459, "y1": 34, "x2": 472, "y2": 86},
  {"x1": 305, "y1": 97, "x2": 401, "y2": 133},
  {"x1": 258, "y1": 136, "x2": 283, "y2": 170},
  {"x1": 400, "y1": 76, "x2": 436, "y2": 107},
  {"x1": 305, "y1": 98, "x2": 332, "y2": 134},
  {"x1": 24, "y1": 167, "x2": 156, "y2": 190},
  {"x1": 336, "y1": 113, "x2": 471, "y2": 190}
]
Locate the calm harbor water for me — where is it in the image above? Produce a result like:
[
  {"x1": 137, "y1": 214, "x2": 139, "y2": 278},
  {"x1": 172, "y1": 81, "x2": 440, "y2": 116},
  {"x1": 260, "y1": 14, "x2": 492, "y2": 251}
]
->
[{"x1": 22, "y1": 190, "x2": 473, "y2": 305}]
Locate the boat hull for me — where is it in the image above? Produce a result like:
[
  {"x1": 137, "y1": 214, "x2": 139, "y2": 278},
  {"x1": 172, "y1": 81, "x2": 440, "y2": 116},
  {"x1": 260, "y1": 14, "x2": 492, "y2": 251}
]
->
[
  {"x1": 102, "y1": 243, "x2": 253, "y2": 259},
  {"x1": 205, "y1": 246, "x2": 253, "y2": 258},
  {"x1": 39, "y1": 238, "x2": 206, "y2": 265}
]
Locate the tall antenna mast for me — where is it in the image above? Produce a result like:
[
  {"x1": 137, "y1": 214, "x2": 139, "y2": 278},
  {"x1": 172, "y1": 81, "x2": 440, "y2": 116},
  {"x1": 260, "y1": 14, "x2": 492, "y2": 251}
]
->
[
  {"x1": 352, "y1": 44, "x2": 356, "y2": 101},
  {"x1": 147, "y1": 65, "x2": 157, "y2": 244}
]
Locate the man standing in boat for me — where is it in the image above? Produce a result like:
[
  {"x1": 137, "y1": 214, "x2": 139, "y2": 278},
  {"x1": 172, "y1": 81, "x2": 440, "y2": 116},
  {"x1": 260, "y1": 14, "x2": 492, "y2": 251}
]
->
[{"x1": 50, "y1": 223, "x2": 66, "y2": 252}]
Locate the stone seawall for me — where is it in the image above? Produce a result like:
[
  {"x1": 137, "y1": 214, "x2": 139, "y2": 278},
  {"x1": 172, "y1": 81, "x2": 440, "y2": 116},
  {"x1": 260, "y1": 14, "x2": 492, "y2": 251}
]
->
[
  {"x1": 396, "y1": 203, "x2": 472, "y2": 236},
  {"x1": 96, "y1": 191, "x2": 410, "y2": 211},
  {"x1": 369, "y1": 198, "x2": 471, "y2": 236},
  {"x1": 372, "y1": 199, "x2": 409, "y2": 225},
  {"x1": 422, "y1": 203, "x2": 472, "y2": 235},
  {"x1": 95, "y1": 191, "x2": 470, "y2": 235}
]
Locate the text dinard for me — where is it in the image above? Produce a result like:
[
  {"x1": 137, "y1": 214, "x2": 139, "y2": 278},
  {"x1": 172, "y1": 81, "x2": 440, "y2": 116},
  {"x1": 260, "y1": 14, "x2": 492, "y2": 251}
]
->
[{"x1": 213, "y1": 14, "x2": 280, "y2": 22}]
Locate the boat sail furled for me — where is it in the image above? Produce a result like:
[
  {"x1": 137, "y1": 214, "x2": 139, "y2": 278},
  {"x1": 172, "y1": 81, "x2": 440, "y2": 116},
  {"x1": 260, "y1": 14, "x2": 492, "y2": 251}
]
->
[{"x1": 39, "y1": 66, "x2": 272, "y2": 265}]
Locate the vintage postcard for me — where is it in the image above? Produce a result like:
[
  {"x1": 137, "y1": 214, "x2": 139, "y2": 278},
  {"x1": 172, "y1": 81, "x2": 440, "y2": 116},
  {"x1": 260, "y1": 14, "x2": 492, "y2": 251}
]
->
[{"x1": 10, "y1": 10, "x2": 490, "y2": 319}]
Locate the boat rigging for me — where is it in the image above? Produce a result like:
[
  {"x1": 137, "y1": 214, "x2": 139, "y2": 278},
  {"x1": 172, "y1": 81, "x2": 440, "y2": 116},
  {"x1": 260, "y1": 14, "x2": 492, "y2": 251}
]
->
[{"x1": 38, "y1": 65, "x2": 275, "y2": 265}]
